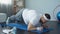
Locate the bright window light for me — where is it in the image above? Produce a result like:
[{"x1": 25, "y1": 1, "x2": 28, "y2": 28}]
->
[{"x1": 0, "y1": 0, "x2": 12, "y2": 4}]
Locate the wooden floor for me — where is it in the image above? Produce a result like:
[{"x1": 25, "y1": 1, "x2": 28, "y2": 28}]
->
[
  {"x1": 0, "y1": 21, "x2": 60, "y2": 34},
  {"x1": 16, "y1": 21, "x2": 60, "y2": 34}
]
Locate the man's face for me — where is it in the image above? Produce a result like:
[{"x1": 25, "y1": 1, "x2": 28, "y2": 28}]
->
[{"x1": 40, "y1": 17, "x2": 47, "y2": 24}]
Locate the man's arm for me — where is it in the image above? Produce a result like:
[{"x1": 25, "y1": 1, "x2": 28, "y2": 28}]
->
[
  {"x1": 27, "y1": 22, "x2": 43, "y2": 31},
  {"x1": 27, "y1": 22, "x2": 37, "y2": 31}
]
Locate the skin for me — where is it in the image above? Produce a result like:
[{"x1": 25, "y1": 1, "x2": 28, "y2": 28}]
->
[{"x1": 27, "y1": 16, "x2": 48, "y2": 31}]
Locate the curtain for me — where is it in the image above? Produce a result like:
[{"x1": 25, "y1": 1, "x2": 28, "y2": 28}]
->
[{"x1": 0, "y1": 0, "x2": 14, "y2": 17}]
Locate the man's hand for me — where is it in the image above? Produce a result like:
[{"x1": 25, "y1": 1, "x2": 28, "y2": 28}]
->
[{"x1": 37, "y1": 27, "x2": 43, "y2": 31}]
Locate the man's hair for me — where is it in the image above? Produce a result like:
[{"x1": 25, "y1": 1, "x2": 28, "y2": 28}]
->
[{"x1": 45, "y1": 13, "x2": 51, "y2": 20}]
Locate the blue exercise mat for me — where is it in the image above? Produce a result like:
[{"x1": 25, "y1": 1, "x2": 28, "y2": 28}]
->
[{"x1": 7, "y1": 23, "x2": 53, "y2": 33}]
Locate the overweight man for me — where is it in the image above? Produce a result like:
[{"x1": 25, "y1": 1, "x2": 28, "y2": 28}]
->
[{"x1": 7, "y1": 9, "x2": 51, "y2": 31}]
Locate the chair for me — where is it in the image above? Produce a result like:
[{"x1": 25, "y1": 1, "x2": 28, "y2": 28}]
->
[
  {"x1": 0, "y1": 13, "x2": 7, "y2": 27},
  {"x1": 0, "y1": 13, "x2": 7, "y2": 22}
]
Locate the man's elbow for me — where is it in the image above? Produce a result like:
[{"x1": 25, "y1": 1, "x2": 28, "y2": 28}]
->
[
  {"x1": 27, "y1": 27, "x2": 33, "y2": 31},
  {"x1": 27, "y1": 28, "x2": 31, "y2": 31}
]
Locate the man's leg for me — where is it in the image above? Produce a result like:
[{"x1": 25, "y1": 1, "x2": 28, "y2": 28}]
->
[{"x1": 8, "y1": 15, "x2": 16, "y2": 23}]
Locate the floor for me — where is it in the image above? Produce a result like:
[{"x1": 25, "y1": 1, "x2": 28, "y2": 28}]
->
[
  {"x1": 0, "y1": 25, "x2": 5, "y2": 34},
  {"x1": 0, "y1": 21, "x2": 60, "y2": 34},
  {"x1": 16, "y1": 21, "x2": 60, "y2": 34}
]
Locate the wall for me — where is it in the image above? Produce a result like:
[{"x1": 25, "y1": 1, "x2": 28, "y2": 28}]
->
[{"x1": 25, "y1": 0, "x2": 60, "y2": 21}]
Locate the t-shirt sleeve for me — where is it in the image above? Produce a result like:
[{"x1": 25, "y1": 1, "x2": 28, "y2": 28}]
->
[
  {"x1": 30, "y1": 14, "x2": 42, "y2": 26},
  {"x1": 30, "y1": 15, "x2": 40, "y2": 26}
]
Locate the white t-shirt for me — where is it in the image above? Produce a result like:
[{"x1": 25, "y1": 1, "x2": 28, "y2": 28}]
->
[{"x1": 22, "y1": 9, "x2": 42, "y2": 26}]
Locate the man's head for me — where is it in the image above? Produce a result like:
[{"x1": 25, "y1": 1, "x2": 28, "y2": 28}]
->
[{"x1": 40, "y1": 13, "x2": 51, "y2": 24}]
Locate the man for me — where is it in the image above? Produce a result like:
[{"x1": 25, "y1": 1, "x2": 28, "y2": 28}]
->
[{"x1": 7, "y1": 9, "x2": 51, "y2": 31}]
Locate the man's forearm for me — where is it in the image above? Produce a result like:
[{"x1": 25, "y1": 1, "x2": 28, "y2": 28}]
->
[
  {"x1": 28, "y1": 27, "x2": 37, "y2": 31},
  {"x1": 28, "y1": 27, "x2": 43, "y2": 31},
  {"x1": 28, "y1": 23, "x2": 43, "y2": 31}
]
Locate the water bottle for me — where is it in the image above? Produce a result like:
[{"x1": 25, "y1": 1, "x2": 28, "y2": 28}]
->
[
  {"x1": 13, "y1": 27, "x2": 16, "y2": 34},
  {"x1": 6, "y1": 17, "x2": 10, "y2": 25}
]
